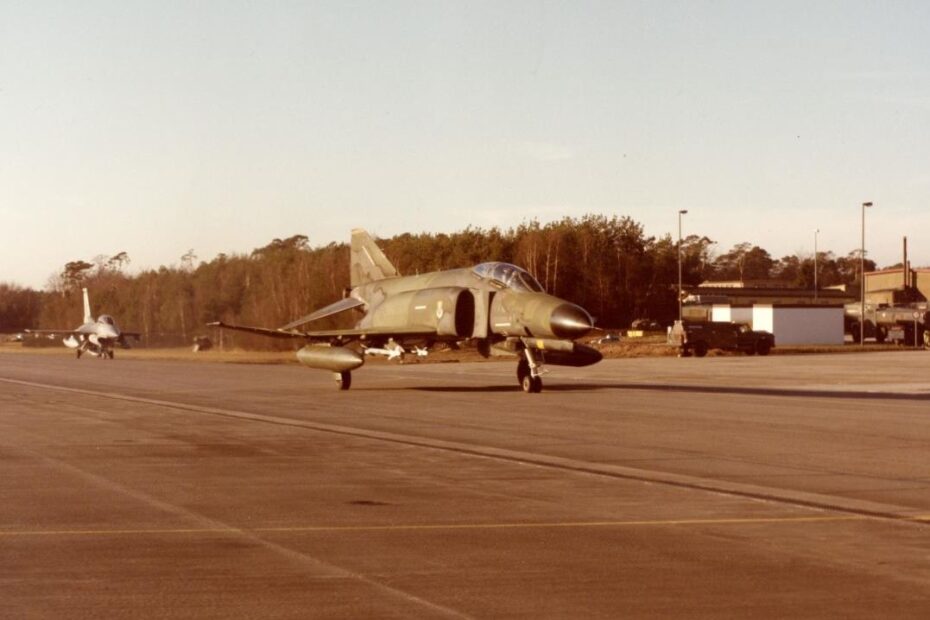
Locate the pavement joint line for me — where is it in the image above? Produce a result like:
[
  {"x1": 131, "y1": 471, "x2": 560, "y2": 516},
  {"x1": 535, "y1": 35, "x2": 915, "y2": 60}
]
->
[
  {"x1": 0, "y1": 514, "x2": 876, "y2": 537},
  {"x1": 1, "y1": 406, "x2": 473, "y2": 620},
  {"x1": 2, "y1": 375, "x2": 928, "y2": 528}
]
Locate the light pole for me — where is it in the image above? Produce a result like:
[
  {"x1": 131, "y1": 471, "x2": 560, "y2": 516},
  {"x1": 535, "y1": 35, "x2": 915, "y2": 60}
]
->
[
  {"x1": 860, "y1": 202, "x2": 872, "y2": 347},
  {"x1": 814, "y1": 229, "x2": 819, "y2": 301},
  {"x1": 678, "y1": 209, "x2": 688, "y2": 322}
]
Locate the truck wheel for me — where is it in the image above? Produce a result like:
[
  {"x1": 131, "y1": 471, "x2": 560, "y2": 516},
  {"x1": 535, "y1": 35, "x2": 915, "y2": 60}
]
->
[
  {"x1": 693, "y1": 341, "x2": 708, "y2": 358},
  {"x1": 875, "y1": 327, "x2": 887, "y2": 344},
  {"x1": 755, "y1": 340, "x2": 772, "y2": 356},
  {"x1": 849, "y1": 322, "x2": 861, "y2": 344}
]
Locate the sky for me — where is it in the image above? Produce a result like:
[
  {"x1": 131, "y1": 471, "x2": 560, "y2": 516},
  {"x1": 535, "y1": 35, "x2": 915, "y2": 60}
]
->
[{"x1": 2, "y1": 1, "x2": 930, "y2": 288}]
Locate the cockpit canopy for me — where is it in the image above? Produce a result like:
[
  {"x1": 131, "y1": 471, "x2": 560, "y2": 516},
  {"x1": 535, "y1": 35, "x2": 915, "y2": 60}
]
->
[
  {"x1": 473, "y1": 262, "x2": 545, "y2": 293},
  {"x1": 98, "y1": 315, "x2": 116, "y2": 326}
]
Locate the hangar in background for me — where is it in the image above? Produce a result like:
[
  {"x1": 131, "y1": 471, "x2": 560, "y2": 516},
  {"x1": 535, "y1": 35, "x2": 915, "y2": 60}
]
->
[{"x1": 865, "y1": 267, "x2": 930, "y2": 305}]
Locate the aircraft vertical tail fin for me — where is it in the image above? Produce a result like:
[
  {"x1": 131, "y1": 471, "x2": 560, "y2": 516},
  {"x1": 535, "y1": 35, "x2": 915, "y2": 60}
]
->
[
  {"x1": 82, "y1": 288, "x2": 93, "y2": 323},
  {"x1": 350, "y1": 229, "x2": 399, "y2": 287}
]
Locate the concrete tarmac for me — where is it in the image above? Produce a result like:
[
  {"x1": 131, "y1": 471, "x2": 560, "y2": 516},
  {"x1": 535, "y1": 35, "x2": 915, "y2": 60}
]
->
[{"x1": 1, "y1": 350, "x2": 929, "y2": 618}]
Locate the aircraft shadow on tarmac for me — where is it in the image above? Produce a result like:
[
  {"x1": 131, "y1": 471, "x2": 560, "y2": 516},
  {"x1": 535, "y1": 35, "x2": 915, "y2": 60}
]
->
[
  {"x1": 619, "y1": 382, "x2": 930, "y2": 402},
  {"x1": 390, "y1": 384, "x2": 610, "y2": 393},
  {"x1": 372, "y1": 382, "x2": 930, "y2": 400}
]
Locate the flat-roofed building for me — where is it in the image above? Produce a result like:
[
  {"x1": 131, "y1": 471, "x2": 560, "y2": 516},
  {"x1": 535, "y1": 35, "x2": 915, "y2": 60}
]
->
[
  {"x1": 865, "y1": 267, "x2": 930, "y2": 305},
  {"x1": 683, "y1": 281, "x2": 853, "y2": 345}
]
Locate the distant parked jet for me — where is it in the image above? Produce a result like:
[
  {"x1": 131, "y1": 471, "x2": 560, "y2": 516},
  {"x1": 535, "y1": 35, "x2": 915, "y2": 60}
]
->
[
  {"x1": 27, "y1": 288, "x2": 140, "y2": 359},
  {"x1": 210, "y1": 229, "x2": 601, "y2": 392}
]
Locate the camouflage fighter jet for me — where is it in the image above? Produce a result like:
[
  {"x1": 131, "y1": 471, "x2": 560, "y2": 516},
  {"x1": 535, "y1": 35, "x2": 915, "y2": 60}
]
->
[
  {"x1": 26, "y1": 288, "x2": 140, "y2": 359},
  {"x1": 208, "y1": 229, "x2": 601, "y2": 392}
]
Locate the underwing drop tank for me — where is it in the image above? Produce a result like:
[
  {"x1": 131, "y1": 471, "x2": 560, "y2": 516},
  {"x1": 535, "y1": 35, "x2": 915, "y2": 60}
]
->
[
  {"x1": 296, "y1": 345, "x2": 365, "y2": 373},
  {"x1": 519, "y1": 337, "x2": 602, "y2": 367}
]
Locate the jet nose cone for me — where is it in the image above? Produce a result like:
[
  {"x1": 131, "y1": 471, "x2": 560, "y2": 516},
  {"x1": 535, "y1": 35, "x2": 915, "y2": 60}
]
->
[{"x1": 550, "y1": 303, "x2": 594, "y2": 339}]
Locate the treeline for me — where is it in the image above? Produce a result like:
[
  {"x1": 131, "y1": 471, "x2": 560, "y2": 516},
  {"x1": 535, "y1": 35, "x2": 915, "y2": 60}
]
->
[{"x1": 1, "y1": 214, "x2": 878, "y2": 348}]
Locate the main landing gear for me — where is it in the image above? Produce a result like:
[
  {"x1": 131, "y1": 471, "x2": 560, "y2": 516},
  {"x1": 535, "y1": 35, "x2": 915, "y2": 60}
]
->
[
  {"x1": 516, "y1": 349, "x2": 544, "y2": 393},
  {"x1": 335, "y1": 371, "x2": 352, "y2": 390}
]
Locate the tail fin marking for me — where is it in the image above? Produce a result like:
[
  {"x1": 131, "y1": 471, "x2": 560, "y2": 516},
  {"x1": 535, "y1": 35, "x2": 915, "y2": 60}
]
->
[{"x1": 350, "y1": 229, "x2": 399, "y2": 287}]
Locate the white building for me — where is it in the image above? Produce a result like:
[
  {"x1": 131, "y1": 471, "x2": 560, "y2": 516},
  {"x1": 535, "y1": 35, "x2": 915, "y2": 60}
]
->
[
  {"x1": 686, "y1": 285, "x2": 850, "y2": 346},
  {"x1": 748, "y1": 305, "x2": 845, "y2": 345}
]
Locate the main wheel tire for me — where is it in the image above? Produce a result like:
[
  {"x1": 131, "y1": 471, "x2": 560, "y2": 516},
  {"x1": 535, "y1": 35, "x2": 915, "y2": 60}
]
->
[
  {"x1": 875, "y1": 327, "x2": 887, "y2": 344},
  {"x1": 336, "y1": 371, "x2": 352, "y2": 390},
  {"x1": 693, "y1": 341, "x2": 708, "y2": 358},
  {"x1": 76, "y1": 349, "x2": 82, "y2": 359},
  {"x1": 755, "y1": 340, "x2": 772, "y2": 356}
]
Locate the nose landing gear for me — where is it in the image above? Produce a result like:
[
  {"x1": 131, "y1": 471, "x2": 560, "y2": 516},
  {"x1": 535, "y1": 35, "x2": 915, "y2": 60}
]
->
[{"x1": 516, "y1": 349, "x2": 544, "y2": 393}]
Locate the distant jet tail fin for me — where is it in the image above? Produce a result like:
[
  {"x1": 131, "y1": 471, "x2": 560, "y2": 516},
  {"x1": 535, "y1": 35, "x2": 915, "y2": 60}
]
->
[
  {"x1": 350, "y1": 229, "x2": 399, "y2": 287},
  {"x1": 82, "y1": 288, "x2": 93, "y2": 323}
]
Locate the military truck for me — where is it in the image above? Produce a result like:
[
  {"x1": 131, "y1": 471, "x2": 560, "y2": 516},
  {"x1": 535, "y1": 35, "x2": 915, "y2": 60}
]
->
[
  {"x1": 668, "y1": 320, "x2": 775, "y2": 357},
  {"x1": 844, "y1": 302, "x2": 930, "y2": 347}
]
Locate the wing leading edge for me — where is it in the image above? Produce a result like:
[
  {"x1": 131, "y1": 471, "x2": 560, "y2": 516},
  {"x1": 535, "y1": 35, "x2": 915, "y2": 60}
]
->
[
  {"x1": 278, "y1": 297, "x2": 365, "y2": 331},
  {"x1": 24, "y1": 329, "x2": 82, "y2": 336},
  {"x1": 207, "y1": 321, "x2": 436, "y2": 343}
]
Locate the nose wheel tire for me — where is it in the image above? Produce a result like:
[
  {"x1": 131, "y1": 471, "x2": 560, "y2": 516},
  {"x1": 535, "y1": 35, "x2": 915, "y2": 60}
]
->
[
  {"x1": 335, "y1": 371, "x2": 352, "y2": 390},
  {"x1": 521, "y1": 374, "x2": 543, "y2": 393}
]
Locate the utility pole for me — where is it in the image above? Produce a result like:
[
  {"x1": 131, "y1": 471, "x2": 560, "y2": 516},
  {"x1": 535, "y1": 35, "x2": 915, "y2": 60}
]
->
[
  {"x1": 814, "y1": 229, "x2": 819, "y2": 302},
  {"x1": 860, "y1": 202, "x2": 872, "y2": 348},
  {"x1": 678, "y1": 210, "x2": 688, "y2": 322}
]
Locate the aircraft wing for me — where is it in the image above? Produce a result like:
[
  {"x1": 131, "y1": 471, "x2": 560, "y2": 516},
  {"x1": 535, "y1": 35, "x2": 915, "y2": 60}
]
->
[
  {"x1": 279, "y1": 297, "x2": 365, "y2": 331},
  {"x1": 208, "y1": 321, "x2": 436, "y2": 343},
  {"x1": 302, "y1": 326, "x2": 437, "y2": 340},
  {"x1": 24, "y1": 329, "x2": 81, "y2": 336},
  {"x1": 206, "y1": 322, "x2": 307, "y2": 339}
]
